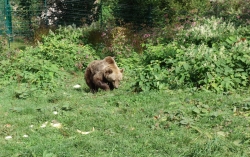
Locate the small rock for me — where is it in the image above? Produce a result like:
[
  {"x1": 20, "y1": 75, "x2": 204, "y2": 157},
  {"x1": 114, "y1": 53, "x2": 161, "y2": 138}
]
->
[
  {"x1": 23, "y1": 135, "x2": 29, "y2": 138},
  {"x1": 5, "y1": 136, "x2": 12, "y2": 140},
  {"x1": 73, "y1": 84, "x2": 81, "y2": 89}
]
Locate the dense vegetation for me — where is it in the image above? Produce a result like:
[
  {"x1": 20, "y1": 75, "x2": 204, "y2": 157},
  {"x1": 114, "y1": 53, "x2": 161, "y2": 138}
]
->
[
  {"x1": 0, "y1": 0, "x2": 250, "y2": 156},
  {"x1": 1, "y1": 18, "x2": 249, "y2": 94}
]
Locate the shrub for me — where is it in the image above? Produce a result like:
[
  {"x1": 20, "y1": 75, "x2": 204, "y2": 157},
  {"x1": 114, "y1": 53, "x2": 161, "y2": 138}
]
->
[
  {"x1": 97, "y1": 26, "x2": 142, "y2": 57},
  {"x1": 0, "y1": 40, "x2": 3, "y2": 53},
  {"x1": 142, "y1": 42, "x2": 178, "y2": 65},
  {"x1": 132, "y1": 60, "x2": 169, "y2": 92},
  {"x1": 132, "y1": 17, "x2": 250, "y2": 92},
  {"x1": 0, "y1": 47, "x2": 64, "y2": 92},
  {"x1": 133, "y1": 40, "x2": 250, "y2": 92},
  {"x1": 38, "y1": 25, "x2": 99, "y2": 71},
  {"x1": 207, "y1": 0, "x2": 250, "y2": 26},
  {"x1": 0, "y1": 36, "x2": 7, "y2": 54},
  {"x1": 171, "y1": 42, "x2": 250, "y2": 91},
  {"x1": 176, "y1": 17, "x2": 236, "y2": 47},
  {"x1": 0, "y1": 25, "x2": 99, "y2": 92}
]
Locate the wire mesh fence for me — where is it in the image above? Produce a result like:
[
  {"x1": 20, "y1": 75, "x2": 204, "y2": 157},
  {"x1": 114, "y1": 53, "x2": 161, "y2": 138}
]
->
[
  {"x1": 1, "y1": 0, "x2": 250, "y2": 42},
  {"x1": 112, "y1": 3, "x2": 153, "y2": 27},
  {"x1": 1, "y1": 0, "x2": 13, "y2": 37},
  {"x1": 0, "y1": 0, "x2": 168, "y2": 40},
  {"x1": 1, "y1": 0, "x2": 100, "y2": 39},
  {"x1": 9, "y1": 0, "x2": 44, "y2": 39},
  {"x1": 0, "y1": 1, "x2": 4, "y2": 35}
]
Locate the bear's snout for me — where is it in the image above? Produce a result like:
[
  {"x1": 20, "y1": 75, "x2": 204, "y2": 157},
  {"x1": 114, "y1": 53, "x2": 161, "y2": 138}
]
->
[{"x1": 113, "y1": 81, "x2": 120, "y2": 88}]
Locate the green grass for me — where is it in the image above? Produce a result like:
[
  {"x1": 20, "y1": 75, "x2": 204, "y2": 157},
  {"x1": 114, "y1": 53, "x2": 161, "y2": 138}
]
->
[{"x1": 0, "y1": 72, "x2": 250, "y2": 156}]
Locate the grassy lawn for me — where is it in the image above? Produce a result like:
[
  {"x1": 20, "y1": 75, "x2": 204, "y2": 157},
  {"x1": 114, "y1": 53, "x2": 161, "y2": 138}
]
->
[{"x1": 0, "y1": 72, "x2": 250, "y2": 156}]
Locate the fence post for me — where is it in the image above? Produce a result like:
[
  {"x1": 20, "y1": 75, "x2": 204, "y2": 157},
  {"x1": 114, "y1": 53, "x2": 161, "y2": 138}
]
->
[
  {"x1": 147, "y1": 4, "x2": 153, "y2": 27},
  {"x1": 5, "y1": 0, "x2": 12, "y2": 45},
  {"x1": 44, "y1": 0, "x2": 48, "y2": 26},
  {"x1": 100, "y1": 0, "x2": 103, "y2": 28}
]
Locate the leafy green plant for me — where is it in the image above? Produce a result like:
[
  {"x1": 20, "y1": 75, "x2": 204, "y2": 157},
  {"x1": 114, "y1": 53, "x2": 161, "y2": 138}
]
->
[
  {"x1": 0, "y1": 48, "x2": 64, "y2": 91},
  {"x1": 142, "y1": 42, "x2": 177, "y2": 65},
  {"x1": 39, "y1": 26, "x2": 98, "y2": 71},
  {"x1": 166, "y1": 42, "x2": 250, "y2": 92},
  {"x1": 133, "y1": 17, "x2": 250, "y2": 92},
  {"x1": 133, "y1": 41, "x2": 250, "y2": 92},
  {"x1": 0, "y1": 36, "x2": 7, "y2": 54},
  {"x1": 0, "y1": 25, "x2": 100, "y2": 93},
  {"x1": 176, "y1": 17, "x2": 237, "y2": 47},
  {"x1": 207, "y1": 0, "x2": 250, "y2": 26},
  {"x1": 0, "y1": 40, "x2": 4, "y2": 53},
  {"x1": 132, "y1": 60, "x2": 168, "y2": 92}
]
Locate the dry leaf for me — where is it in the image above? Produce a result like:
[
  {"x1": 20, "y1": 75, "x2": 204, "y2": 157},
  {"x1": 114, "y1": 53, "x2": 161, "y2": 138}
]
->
[
  {"x1": 23, "y1": 135, "x2": 29, "y2": 138},
  {"x1": 217, "y1": 131, "x2": 228, "y2": 137},
  {"x1": 4, "y1": 124, "x2": 11, "y2": 128},
  {"x1": 77, "y1": 127, "x2": 95, "y2": 135},
  {"x1": 5, "y1": 136, "x2": 12, "y2": 140},
  {"x1": 40, "y1": 121, "x2": 48, "y2": 128},
  {"x1": 50, "y1": 120, "x2": 62, "y2": 128}
]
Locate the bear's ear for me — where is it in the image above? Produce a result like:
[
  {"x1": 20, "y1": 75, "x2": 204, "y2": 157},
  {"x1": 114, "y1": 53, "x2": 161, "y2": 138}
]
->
[
  {"x1": 105, "y1": 68, "x2": 113, "y2": 74},
  {"x1": 120, "y1": 69, "x2": 124, "y2": 73},
  {"x1": 105, "y1": 56, "x2": 115, "y2": 64}
]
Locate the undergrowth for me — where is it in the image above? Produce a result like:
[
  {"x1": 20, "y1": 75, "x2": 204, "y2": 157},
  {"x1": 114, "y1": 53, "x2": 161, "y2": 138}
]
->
[{"x1": 133, "y1": 17, "x2": 250, "y2": 92}]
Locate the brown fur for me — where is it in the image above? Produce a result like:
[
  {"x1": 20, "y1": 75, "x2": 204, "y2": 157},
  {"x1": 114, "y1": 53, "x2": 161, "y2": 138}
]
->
[{"x1": 84, "y1": 56, "x2": 124, "y2": 93}]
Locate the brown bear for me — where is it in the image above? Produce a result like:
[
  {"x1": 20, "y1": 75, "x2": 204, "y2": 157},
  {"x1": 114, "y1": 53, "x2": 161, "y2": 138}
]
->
[{"x1": 84, "y1": 56, "x2": 124, "y2": 93}]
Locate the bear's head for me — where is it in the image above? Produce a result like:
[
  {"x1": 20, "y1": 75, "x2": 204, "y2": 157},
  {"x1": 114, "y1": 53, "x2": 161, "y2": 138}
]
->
[{"x1": 104, "y1": 67, "x2": 124, "y2": 89}]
